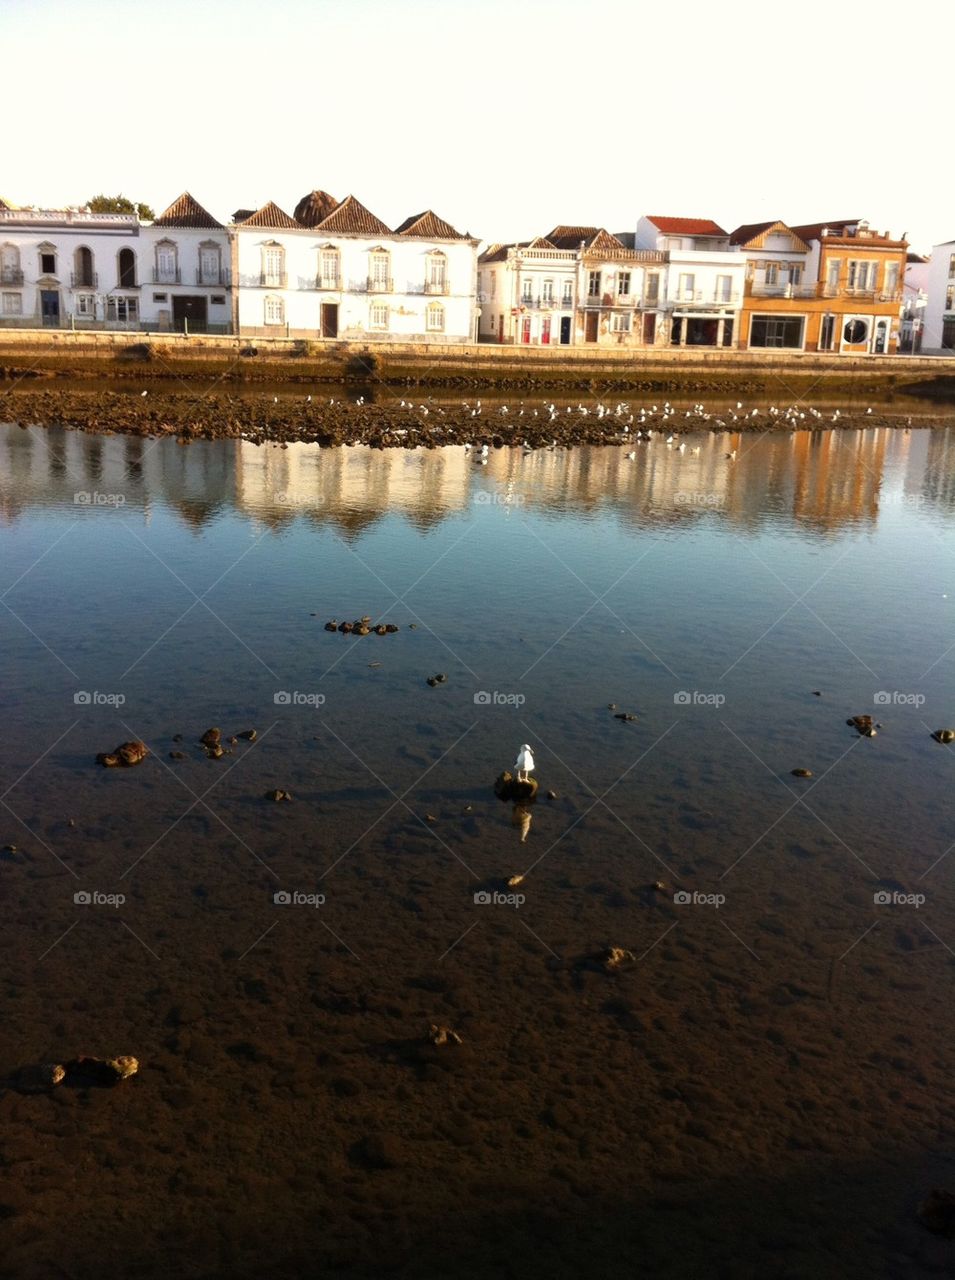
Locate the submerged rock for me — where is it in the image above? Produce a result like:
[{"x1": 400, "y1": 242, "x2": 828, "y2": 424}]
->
[
  {"x1": 63, "y1": 1055, "x2": 139, "y2": 1086},
  {"x1": 494, "y1": 771, "x2": 538, "y2": 802},
  {"x1": 791, "y1": 768, "x2": 813, "y2": 778},
  {"x1": 847, "y1": 715, "x2": 877, "y2": 737},
  {"x1": 10, "y1": 1062, "x2": 66, "y2": 1093},
  {"x1": 200, "y1": 728, "x2": 221, "y2": 748},
  {"x1": 598, "y1": 946, "x2": 636, "y2": 972},
  {"x1": 265, "y1": 789, "x2": 293, "y2": 802},
  {"x1": 237, "y1": 728, "x2": 257, "y2": 742},
  {"x1": 427, "y1": 1024, "x2": 463, "y2": 1046},
  {"x1": 96, "y1": 740, "x2": 148, "y2": 768}
]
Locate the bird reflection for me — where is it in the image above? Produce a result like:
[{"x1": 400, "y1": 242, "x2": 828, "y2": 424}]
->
[{"x1": 512, "y1": 804, "x2": 532, "y2": 843}]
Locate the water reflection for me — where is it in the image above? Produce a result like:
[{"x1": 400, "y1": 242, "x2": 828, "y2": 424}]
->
[{"x1": 1, "y1": 422, "x2": 954, "y2": 535}]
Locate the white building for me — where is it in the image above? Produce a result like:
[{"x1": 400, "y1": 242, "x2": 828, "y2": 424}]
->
[
  {"x1": 478, "y1": 226, "x2": 668, "y2": 346},
  {"x1": 901, "y1": 252, "x2": 930, "y2": 352},
  {"x1": 634, "y1": 216, "x2": 746, "y2": 347},
  {"x1": 922, "y1": 239, "x2": 955, "y2": 353},
  {"x1": 140, "y1": 193, "x2": 232, "y2": 333},
  {"x1": 234, "y1": 192, "x2": 479, "y2": 342}
]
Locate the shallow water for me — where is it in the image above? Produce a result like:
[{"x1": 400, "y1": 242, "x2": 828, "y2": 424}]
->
[{"x1": 1, "y1": 420, "x2": 954, "y2": 1278}]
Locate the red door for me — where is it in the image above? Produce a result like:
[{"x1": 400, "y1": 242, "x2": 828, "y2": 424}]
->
[
  {"x1": 498, "y1": 314, "x2": 503, "y2": 342},
  {"x1": 521, "y1": 316, "x2": 531, "y2": 343},
  {"x1": 541, "y1": 317, "x2": 551, "y2": 344}
]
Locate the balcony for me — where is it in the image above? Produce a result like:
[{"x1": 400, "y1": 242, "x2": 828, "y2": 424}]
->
[
  {"x1": 152, "y1": 268, "x2": 181, "y2": 284},
  {"x1": 71, "y1": 271, "x2": 98, "y2": 288},
  {"x1": 195, "y1": 267, "x2": 231, "y2": 286},
  {"x1": 424, "y1": 279, "x2": 448, "y2": 295},
  {"x1": 367, "y1": 277, "x2": 393, "y2": 293},
  {"x1": 750, "y1": 282, "x2": 815, "y2": 299},
  {"x1": 0, "y1": 269, "x2": 24, "y2": 287}
]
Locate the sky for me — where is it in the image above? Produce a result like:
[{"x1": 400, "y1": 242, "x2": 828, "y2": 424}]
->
[{"x1": 3, "y1": 0, "x2": 952, "y2": 255}]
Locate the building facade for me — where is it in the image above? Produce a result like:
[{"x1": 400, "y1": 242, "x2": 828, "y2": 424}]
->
[
  {"x1": 634, "y1": 217, "x2": 746, "y2": 348},
  {"x1": 901, "y1": 252, "x2": 930, "y2": 352},
  {"x1": 234, "y1": 192, "x2": 479, "y2": 342},
  {"x1": 923, "y1": 239, "x2": 955, "y2": 352}
]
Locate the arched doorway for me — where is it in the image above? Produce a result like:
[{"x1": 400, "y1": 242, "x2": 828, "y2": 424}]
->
[
  {"x1": 74, "y1": 246, "x2": 94, "y2": 287},
  {"x1": 118, "y1": 247, "x2": 136, "y2": 288}
]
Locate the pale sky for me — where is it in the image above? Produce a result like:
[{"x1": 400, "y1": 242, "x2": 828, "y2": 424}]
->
[{"x1": 3, "y1": 0, "x2": 951, "y2": 254}]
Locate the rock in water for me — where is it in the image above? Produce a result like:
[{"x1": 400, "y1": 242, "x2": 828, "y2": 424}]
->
[
  {"x1": 96, "y1": 741, "x2": 148, "y2": 768},
  {"x1": 63, "y1": 1055, "x2": 139, "y2": 1086},
  {"x1": 494, "y1": 771, "x2": 538, "y2": 802},
  {"x1": 200, "y1": 728, "x2": 221, "y2": 748},
  {"x1": 237, "y1": 728, "x2": 257, "y2": 742},
  {"x1": 791, "y1": 768, "x2": 813, "y2": 778},
  {"x1": 427, "y1": 1024, "x2": 463, "y2": 1046},
  {"x1": 600, "y1": 946, "x2": 636, "y2": 972},
  {"x1": 265, "y1": 789, "x2": 292, "y2": 802},
  {"x1": 847, "y1": 715, "x2": 877, "y2": 737},
  {"x1": 10, "y1": 1062, "x2": 66, "y2": 1093},
  {"x1": 932, "y1": 729, "x2": 955, "y2": 744}
]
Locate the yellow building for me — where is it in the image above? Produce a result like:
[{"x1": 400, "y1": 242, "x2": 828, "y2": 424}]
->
[{"x1": 732, "y1": 219, "x2": 907, "y2": 354}]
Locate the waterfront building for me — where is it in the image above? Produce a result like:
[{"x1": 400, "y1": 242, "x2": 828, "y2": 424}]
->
[
  {"x1": 477, "y1": 227, "x2": 668, "y2": 346},
  {"x1": 922, "y1": 239, "x2": 955, "y2": 353},
  {"x1": 140, "y1": 193, "x2": 232, "y2": 333},
  {"x1": 233, "y1": 192, "x2": 479, "y2": 342},
  {"x1": 901, "y1": 252, "x2": 930, "y2": 352},
  {"x1": 633, "y1": 216, "x2": 746, "y2": 348}
]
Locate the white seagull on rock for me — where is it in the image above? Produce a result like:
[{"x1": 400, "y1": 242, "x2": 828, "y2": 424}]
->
[{"x1": 514, "y1": 743, "x2": 535, "y2": 783}]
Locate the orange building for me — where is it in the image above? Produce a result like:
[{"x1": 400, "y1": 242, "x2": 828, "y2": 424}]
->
[{"x1": 732, "y1": 219, "x2": 907, "y2": 354}]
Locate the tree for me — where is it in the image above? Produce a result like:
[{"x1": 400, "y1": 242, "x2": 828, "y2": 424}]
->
[{"x1": 86, "y1": 193, "x2": 156, "y2": 222}]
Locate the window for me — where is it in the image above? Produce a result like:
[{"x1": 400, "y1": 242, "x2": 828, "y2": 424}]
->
[
  {"x1": 199, "y1": 244, "x2": 221, "y2": 285},
  {"x1": 426, "y1": 253, "x2": 447, "y2": 293},
  {"x1": 153, "y1": 292, "x2": 168, "y2": 302},
  {"x1": 611, "y1": 312, "x2": 631, "y2": 332},
  {"x1": 561, "y1": 279, "x2": 573, "y2": 305},
  {"x1": 75, "y1": 294, "x2": 95, "y2": 316},
  {"x1": 749, "y1": 316, "x2": 804, "y2": 348},
  {"x1": 542, "y1": 279, "x2": 554, "y2": 303},
  {"x1": 679, "y1": 273, "x2": 695, "y2": 299},
  {"x1": 73, "y1": 246, "x2": 95, "y2": 287},
  {"x1": 369, "y1": 250, "x2": 390, "y2": 291},
  {"x1": 211, "y1": 294, "x2": 225, "y2": 306},
  {"x1": 155, "y1": 241, "x2": 178, "y2": 283},
  {"x1": 264, "y1": 295, "x2": 284, "y2": 325},
  {"x1": 521, "y1": 279, "x2": 533, "y2": 302},
  {"x1": 765, "y1": 263, "x2": 779, "y2": 285},
  {"x1": 320, "y1": 248, "x2": 340, "y2": 289},
  {"x1": 825, "y1": 259, "x2": 840, "y2": 292},
  {"x1": 819, "y1": 314, "x2": 835, "y2": 351},
  {"x1": 106, "y1": 297, "x2": 138, "y2": 322},
  {"x1": 426, "y1": 302, "x2": 445, "y2": 332},
  {"x1": 847, "y1": 260, "x2": 877, "y2": 290},
  {"x1": 788, "y1": 264, "x2": 803, "y2": 286},
  {"x1": 617, "y1": 271, "x2": 631, "y2": 297},
  {"x1": 949, "y1": 253, "x2": 955, "y2": 278},
  {"x1": 644, "y1": 272, "x2": 660, "y2": 304},
  {"x1": 883, "y1": 262, "x2": 899, "y2": 296},
  {"x1": 490, "y1": 271, "x2": 496, "y2": 299},
  {"x1": 843, "y1": 317, "x2": 869, "y2": 345},
  {"x1": 2, "y1": 292, "x2": 21, "y2": 315},
  {"x1": 0, "y1": 244, "x2": 21, "y2": 284},
  {"x1": 40, "y1": 251, "x2": 56, "y2": 275},
  {"x1": 945, "y1": 286, "x2": 955, "y2": 312},
  {"x1": 118, "y1": 247, "x2": 136, "y2": 288},
  {"x1": 716, "y1": 275, "x2": 732, "y2": 301},
  {"x1": 370, "y1": 302, "x2": 389, "y2": 329},
  {"x1": 263, "y1": 245, "x2": 285, "y2": 287},
  {"x1": 587, "y1": 270, "x2": 601, "y2": 297}
]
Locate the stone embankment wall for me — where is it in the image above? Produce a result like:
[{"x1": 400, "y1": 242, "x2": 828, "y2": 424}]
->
[{"x1": 0, "y1": 329, "x2": 953, "y2": 393}]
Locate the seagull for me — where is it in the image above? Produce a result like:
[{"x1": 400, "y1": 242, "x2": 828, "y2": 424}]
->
[
  {"x1": 514, "y1": 743, "x2": 535, "y2": 783},
  {"x1": 140, "y1": 390, "x2": 148, "y2": 397}
]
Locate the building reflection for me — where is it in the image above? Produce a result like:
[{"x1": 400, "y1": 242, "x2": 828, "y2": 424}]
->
[{"x1": 0, "y1": 423, "x2": 953, "y2": 537}]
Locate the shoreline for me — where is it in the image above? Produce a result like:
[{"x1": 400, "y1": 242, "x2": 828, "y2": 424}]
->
[{"x1": 2, "y1": 385, "x2": 952, "y2": 447}]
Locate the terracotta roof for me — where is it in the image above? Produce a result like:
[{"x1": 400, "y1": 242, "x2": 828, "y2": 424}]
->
[
  {"x1": 729, "y1": 221, "x2": 776, "y2": 245},
  {"x1": 394, "y1": 210, "x2": 464, "y2": 239},
  {"x1": 546, "y1": 225, "x2": 602, "y2": 250},
  {"x1": 153, "y1": 192, "x2": 223, "y2": 229},
  {"x1": 586, "y1": 228, "x2": 625, "y2": 254},
  {"x1": 906, "y1": 252, "x2": 929, "y2": 264},
  {"x1": 478, "y1": 243, "x2": 513, "y2": 264},
  {"x1": 294, "y1": 190, "x2": 339, "y2": 228},
  {"x1": 527, "y1": 236, "x2": 557, "y2": 249},
  {"x1": 789, "y1": 219, "x2": 858, "y2": 242},
  {"x1": 647, "y1": 216, "x2": 728, "y2": 237},
  {"x1": 240, "y1": 201, "x2": 299, "y2": 230},
  {"x1": 0, "y1": 196, "x2": 16, "y2": 211},
  {"x1": 314, "y1": 194, "x2": 391, "y2": 237}
]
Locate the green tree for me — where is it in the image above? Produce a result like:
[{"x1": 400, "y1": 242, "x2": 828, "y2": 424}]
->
[{"x1": 86, "y1": 193, "x2": 156, "y2": 222}]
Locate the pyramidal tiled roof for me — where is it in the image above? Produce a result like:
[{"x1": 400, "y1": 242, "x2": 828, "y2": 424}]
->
[
  {"x1": 314, "y1": 195, "x2": 391, "y2": 237},
  {"x1": 545, "y1": 225, "x2": 602, "y2": 250},
  {"x1": 240, "y1": 201, "x2": 299, "y2": 230},
  {"x1": 730, "y1": 220, "x2": 809, "y2": 251},
  {"x1": 153, "y1": 192, "x2": 223, "y2": 229},
  {"x1": 586, "y1": 228, "x2": 625, "y2": 254},
  {"x1": 394, "y1": 210, "x2": 464, "y2": 239},
  {"x1": 527, "y1": 236, "x2": 558, "y2": 249},
  {"x1": 294, "y1": 189, "x2": 339, "y2": 228}
]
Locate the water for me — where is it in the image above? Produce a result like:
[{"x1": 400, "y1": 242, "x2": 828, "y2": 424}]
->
[{"x1": 1, "y1": 419, "x2": 954, "y2": 1277}]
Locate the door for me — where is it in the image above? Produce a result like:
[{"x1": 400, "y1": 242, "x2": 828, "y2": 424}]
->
[
  {"x1": 541, "y1": 316, "x2": 551, "y2": 345},
  {"x1": 521, "y1": 316, "x2": 531, "y2": 344},
  {"x1": 642, "y1": 313, "x2": 656, "y2": 345},
  {"x1": 559, "y1": 316, "x2": 571, "y2": 345},
  {"x1": 321, "y1": 303, "x2": 338, "y2": 338},
  {"x1": 498, "y1": 314, "x2": 504, "y2": 342},
  {"x1": 873, "y1": 319, "x2": 888, "y2": 354},
  {"x1": 40, "y1": 290, "x2": 60, "y2": 326},
  {"x1": 172, "y1": 296, "x2": 208, "y2": 333},
  {"x1": 585, "y1": 311, "x2": 598, "y2": 343}
]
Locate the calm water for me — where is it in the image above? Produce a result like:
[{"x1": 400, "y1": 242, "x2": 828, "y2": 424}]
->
[{"x1": 2, "y1": 418, "x2": 955, "y2": 1278}]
